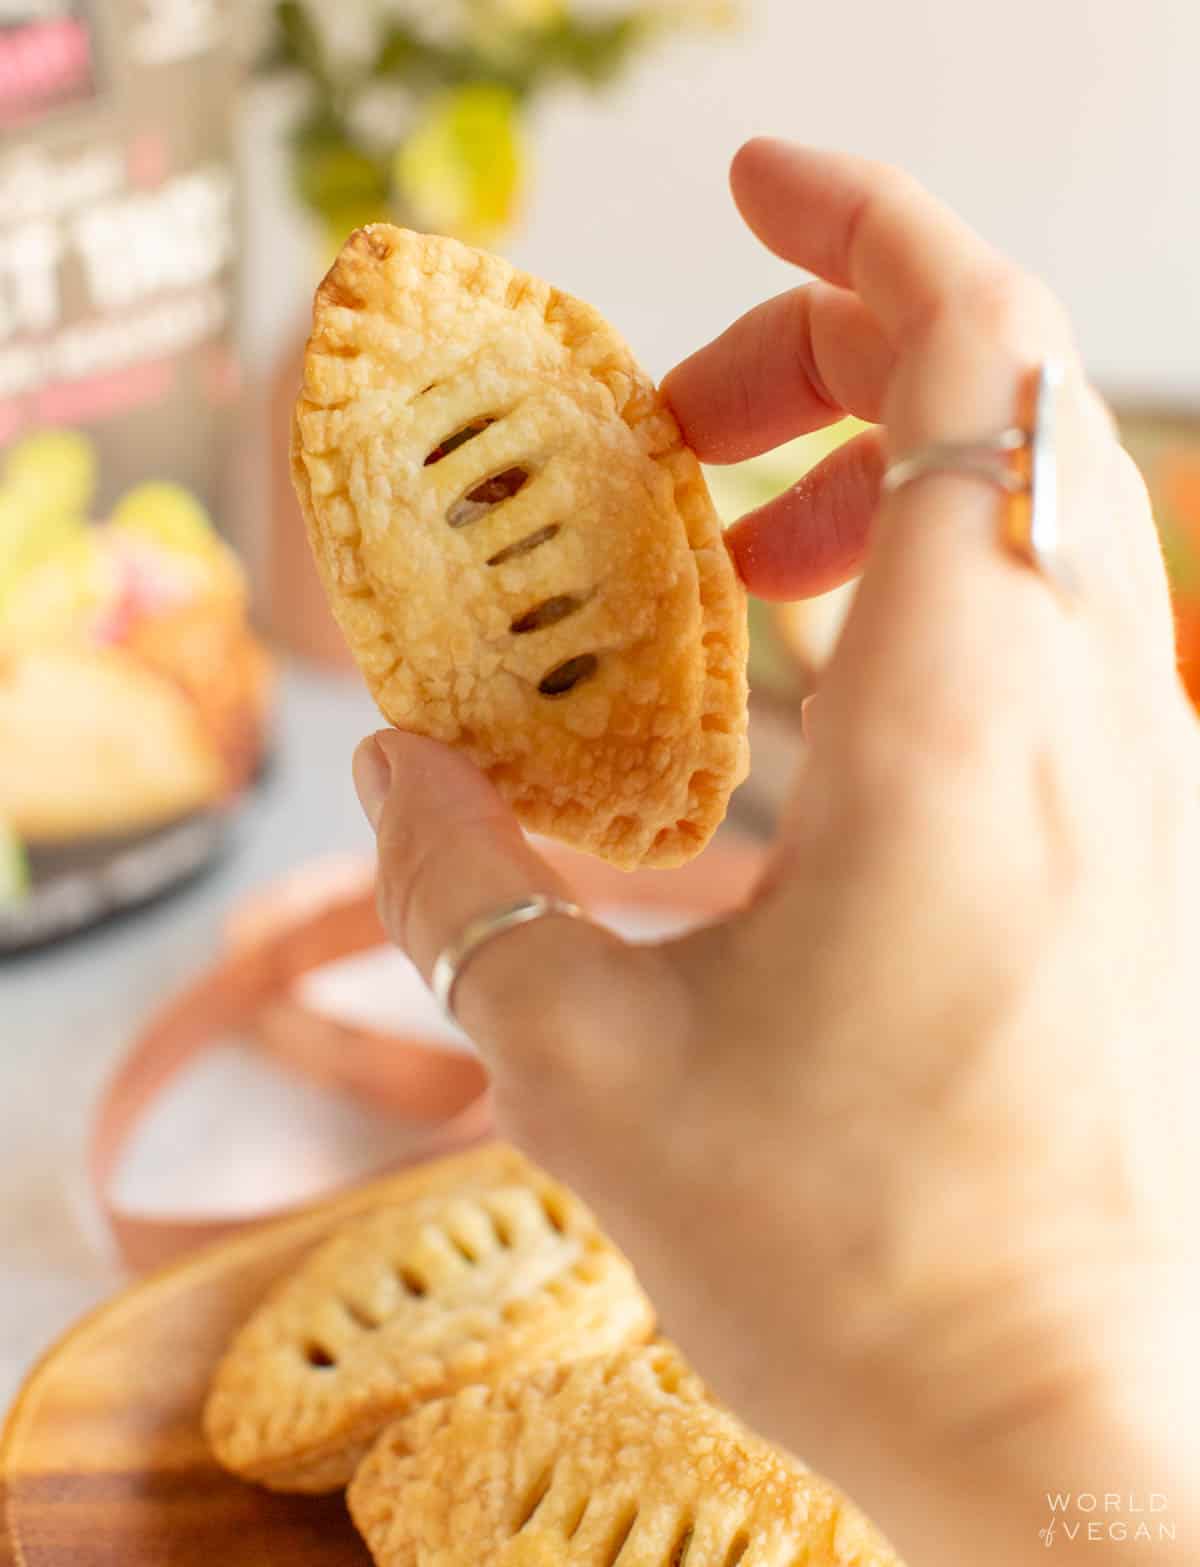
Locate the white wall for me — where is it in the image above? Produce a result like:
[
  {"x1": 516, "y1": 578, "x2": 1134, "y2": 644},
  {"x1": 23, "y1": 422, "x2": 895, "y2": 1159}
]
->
[{"x1": 244, "y1": 0, "x2": 1199, "y2": 403}]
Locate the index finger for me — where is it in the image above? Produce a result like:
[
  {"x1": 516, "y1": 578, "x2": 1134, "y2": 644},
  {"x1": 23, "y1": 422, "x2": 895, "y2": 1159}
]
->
[{"x1": 730, "y1": 140, "x2": 1013, "y2": 344}]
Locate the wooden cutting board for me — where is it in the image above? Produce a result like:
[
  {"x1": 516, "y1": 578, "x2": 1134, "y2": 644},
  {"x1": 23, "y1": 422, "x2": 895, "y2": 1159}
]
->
[
  {"x1": 2, "y1": 839, "x2": 767, "y2": 1564},
  {"x1": 0, "y1": 1167, "x2": 455, "y2": 1566}
]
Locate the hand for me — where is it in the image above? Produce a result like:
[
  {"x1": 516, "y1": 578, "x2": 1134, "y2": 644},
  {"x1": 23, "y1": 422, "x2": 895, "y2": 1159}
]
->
[{"x1": 353, "y1": 142, "x2": 1200, "y2": 1564}]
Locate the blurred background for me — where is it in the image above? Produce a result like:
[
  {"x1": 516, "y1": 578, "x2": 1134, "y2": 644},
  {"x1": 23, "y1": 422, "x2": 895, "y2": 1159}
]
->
[{"x1": 1, "y1": 0, "x2": 1197, "y2": 1401}]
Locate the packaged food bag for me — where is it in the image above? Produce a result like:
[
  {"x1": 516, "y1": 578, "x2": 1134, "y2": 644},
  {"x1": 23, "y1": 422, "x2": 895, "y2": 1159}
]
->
[{"x1": 0, "y1": 1, "x2": 271, "y2": 950}]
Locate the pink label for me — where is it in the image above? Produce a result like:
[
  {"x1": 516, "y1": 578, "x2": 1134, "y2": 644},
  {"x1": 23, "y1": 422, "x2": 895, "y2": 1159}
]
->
[{"x1": 0, "y1": 20, "x2": 93, "y2": 125}]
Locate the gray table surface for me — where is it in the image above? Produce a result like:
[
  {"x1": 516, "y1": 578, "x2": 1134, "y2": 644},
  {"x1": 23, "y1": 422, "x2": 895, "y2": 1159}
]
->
[{"x1": 0, "y1": 664, "x2": 382, "y2": 1410}]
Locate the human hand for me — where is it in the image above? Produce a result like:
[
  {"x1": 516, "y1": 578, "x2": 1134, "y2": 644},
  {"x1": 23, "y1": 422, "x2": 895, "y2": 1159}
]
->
[{"x1": 353, "y1": 142, "x2": 1200, "y2": 1564}]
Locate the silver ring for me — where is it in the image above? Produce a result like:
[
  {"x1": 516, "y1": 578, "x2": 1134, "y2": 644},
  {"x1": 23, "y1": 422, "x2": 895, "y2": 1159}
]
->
[
  {"x1": 882, "y1": 358, "x2": 1074, "y2": 595},
  {"x1": 431, "y1": 894, "x2": 587, "y2": 1024}
]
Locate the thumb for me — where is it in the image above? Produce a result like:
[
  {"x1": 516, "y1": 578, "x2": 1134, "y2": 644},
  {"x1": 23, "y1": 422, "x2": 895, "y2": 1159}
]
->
[{"x1": 353, "y1": 730, "x2": 661, "y2": 1082}]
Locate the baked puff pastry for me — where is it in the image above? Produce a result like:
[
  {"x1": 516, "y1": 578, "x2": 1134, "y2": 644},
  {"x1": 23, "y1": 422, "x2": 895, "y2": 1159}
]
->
[
  {"x1": 349, "y1": 1345, "x2": 901, "y2": 1567},
  {"x1": 292, "y1": 226, "x2": 749, "y2": 869},
  {"x1": 204, "y1": 1146, "x2": 653, "y2": 1494}
]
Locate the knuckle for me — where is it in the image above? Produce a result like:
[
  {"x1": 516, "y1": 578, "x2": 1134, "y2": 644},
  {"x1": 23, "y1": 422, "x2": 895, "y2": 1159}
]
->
[
  {"x1": 374, "y1": 811, "x2": 468, "y2": 954},
  {"x1": 949, "y1": 263, "x2": 1068, "y2": 349},
  {"x1": 842, "y1": 164, "x2": 924, "y2": 280},
  {"x1": 374, "y1": 804, "x2": 419, "y2": 879},
  {"x1": 834, "y1": 702, "x2": 1000, "y2": 831},
  {"x1": 955, "y1": 264, "x2": 1029, "y2": 338},
  {"x1": 862, "y1": 157, "x2": 923, "y2": 202},
  {"x1": 780, "y1": 288, "x2": 836, "y2": 411},
  {"x1": 496, "y1": 946, "x2": 680, "y2": 1102},
  {"x1": 373, "y1": 816, "x2": 419, "y2": 940},
  {"x1": 1015, "y1": 269, "x2": 1065, "y2": 329}
]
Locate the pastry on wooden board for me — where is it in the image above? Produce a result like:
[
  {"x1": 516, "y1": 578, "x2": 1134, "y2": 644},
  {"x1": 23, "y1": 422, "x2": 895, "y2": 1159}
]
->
[
  {"x1": 349, "y1": 1343, "x2": 901, "y2": 1567},
  {"x1": 204, "y1": 1145, "x2": 654, "y2": 1493}
]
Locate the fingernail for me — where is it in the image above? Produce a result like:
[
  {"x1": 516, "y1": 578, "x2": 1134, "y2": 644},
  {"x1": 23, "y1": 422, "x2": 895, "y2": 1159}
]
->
[
  {"x1": 353, "y1": 735, "x2": 392, "y2": 831},
  {"x1": 801, "y1": 694, "x2": 817, "y2": 740}
]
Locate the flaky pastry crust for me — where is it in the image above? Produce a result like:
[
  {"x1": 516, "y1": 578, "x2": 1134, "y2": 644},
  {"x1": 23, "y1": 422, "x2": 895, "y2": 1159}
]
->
[
  {"x1": 350, "y1": 1344, "x2": 902, "y2": 1567},
  {"x1": 292, "y1": 226, "x2": 748, "y2": 868},
  {"x1": 204, "y1": 1145, "x2": 654, "y2": 1493}
]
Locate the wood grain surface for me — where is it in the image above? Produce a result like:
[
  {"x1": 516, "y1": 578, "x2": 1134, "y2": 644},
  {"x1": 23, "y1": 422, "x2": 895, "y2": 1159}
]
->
[{"x1": 0, "y1": 1158, "x2": 510, "y2": 1566}]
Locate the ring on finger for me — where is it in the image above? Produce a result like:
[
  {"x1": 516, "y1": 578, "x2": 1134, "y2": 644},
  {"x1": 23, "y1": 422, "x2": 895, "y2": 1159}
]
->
[
  {"x1": 431, "y1": 895, "x2": 588, "y2": 1025},
  {"x1": 882, "y1": 358, "x2": 1076, "y2": 597}
]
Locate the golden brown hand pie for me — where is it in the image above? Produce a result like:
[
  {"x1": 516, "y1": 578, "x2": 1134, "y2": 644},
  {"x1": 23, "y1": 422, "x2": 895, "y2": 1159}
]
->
[
  {"x1": 0, "y1": 648, "x2": 224, "y2": 843},
  {"x1": 124, "y1": 602, "x2": 274, "y2": 795},
  {"x1": 204, "y1": 1145, "x2": 654, "y2": 1493},
  {"x1": 292, "y1": 225, "x2": 749, "y2": 869},
  {"x1": 349, "y1": 1344, "x2": 902, "y2": 1567}
]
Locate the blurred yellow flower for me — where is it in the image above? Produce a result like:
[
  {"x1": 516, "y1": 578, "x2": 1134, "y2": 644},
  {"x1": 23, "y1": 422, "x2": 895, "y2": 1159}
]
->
[
  {"x1": 645, "y1": 0, "x2": 741, "y2": 29},
  {"x1": 464, "y1": 0, "x2": 567, "y2": 73},
  {"x1": 0, "y1": 432, "x2": 95, "y2": 614},
  {"x1": 482, "y1": 0, "x2": 566, "y2": 27},
  {"x1": 3, "y1": 429, "x2": 96, "y2": 518},
  {"x1": 395, "y1": 84, "x2": 525, "y2": 245},
  {"x1": 0, "y1": 533, "x2": 120, "y2": 654},
  {"x1": 267, "y1": 0, "x2": 742, "y2": 249},
  {"x1": 110, "y1": 482, "x2": 217, "y2": 558}
]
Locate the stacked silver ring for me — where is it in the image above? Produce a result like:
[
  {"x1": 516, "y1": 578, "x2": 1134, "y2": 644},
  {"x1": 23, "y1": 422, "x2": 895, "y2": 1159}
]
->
[{"x1": 881, "y1": 358, "x2": 1073, "y2": 594}]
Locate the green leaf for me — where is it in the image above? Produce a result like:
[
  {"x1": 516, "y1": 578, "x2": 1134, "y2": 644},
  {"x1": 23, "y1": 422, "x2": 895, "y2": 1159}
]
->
[
  {"x1": 539, "y1": 14, "x2": 648, "y2": 85},
  {"x1": 0, "y1": 822, "x2": 29, "y2": 907},
  {"x1": 291, "y1": 111, "x2": 391, "y2": 236},
  {"x1": 373, "y1": 23, "x2": 440, "y2": 80},
  {"x1": 374, "y1": 27, "x2": 520, "y2": 96},
  {"x1": 254, "y1": 33, "x2": 297, "y2": 76},
  {"x1": 273, "y1": 0, "x2": 330, "y2": 86}
]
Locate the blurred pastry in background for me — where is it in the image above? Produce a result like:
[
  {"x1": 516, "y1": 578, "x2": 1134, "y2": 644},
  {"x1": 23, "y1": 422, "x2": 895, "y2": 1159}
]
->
[
  {"x1": 0, "y1": 432, "x2": 273, "y2": 850},
  {"x1": 0, "y1": 649, "x2": 225, "y2": 845}
]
